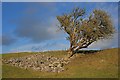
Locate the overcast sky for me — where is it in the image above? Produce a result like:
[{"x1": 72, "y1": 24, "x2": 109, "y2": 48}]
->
[{"x1": 1, "y1": 2, "x2": 118, "y2": 53}]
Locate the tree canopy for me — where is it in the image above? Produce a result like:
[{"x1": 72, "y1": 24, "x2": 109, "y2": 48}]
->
[{"x1": 57, "y1": 8, "x2": 115, "y2": 57}]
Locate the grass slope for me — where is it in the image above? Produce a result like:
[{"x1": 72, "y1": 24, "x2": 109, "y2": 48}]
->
[{"x1": 2, "y1": 48, "x2": 118, "y2": 78}]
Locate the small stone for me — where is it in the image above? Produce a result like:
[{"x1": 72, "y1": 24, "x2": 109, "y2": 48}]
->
[
  {"x1": 27, "y1": 57, "x2": 31, "y2": 60},
  {"x1": 40, "y1": 61, "x2": 44, "y2": 64},
  {"x1": 35, "y1": 67, "x2": 41, "y2": 70},
  {"x1": 49, "y1": 64, "x2": 54, "y2": 67},
  {"x1": 47, "y1": 57, "x2": 51, "y2": 61},
  {"x1": 51, "y1": 66, "x2": 54, "y2": 69},
  {"x1": 57, "y1": 63, "x2": 63, "y2": 68},
  {"x1": 44, "y1": 66, "x2": 52, "y2": 72},
  {"x1": 15, "y1": 63, "x2": 19, "y2": 66},
  {"x1": 24, "y1": 66, "x2": 27, "y2": 70}
]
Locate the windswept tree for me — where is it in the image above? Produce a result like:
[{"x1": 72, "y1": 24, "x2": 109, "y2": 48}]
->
[{"x1": 57, "y1": 8, "x2": 115, "y2": 57}]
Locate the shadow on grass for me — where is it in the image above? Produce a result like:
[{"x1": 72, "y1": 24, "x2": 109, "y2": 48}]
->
[{"x1": 76, "y1": 50, "x2": 102, "y2": 54}]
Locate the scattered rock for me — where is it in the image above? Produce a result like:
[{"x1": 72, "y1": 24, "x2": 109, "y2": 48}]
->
[{"x1": 2, "y1": 54, "x2": 71, "y2": 73}]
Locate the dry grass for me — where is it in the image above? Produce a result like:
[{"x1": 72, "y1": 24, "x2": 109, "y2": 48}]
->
[{"x1": 2, "y1": 48, "x2": 118, "y2": 78}]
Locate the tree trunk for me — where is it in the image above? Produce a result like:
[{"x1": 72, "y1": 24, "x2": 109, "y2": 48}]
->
[{"x1": 67, "y1": 48, "x2": 75, "y2": 58}]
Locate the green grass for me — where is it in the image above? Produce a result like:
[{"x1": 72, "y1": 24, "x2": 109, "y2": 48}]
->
[{"x1": 2, "y1": 48, "x2": 118, "y2": 78}]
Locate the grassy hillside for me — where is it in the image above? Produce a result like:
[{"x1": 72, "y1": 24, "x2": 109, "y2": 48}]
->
[{"x1": 2, "y1": 48, "x2": 118, "y2": 78}]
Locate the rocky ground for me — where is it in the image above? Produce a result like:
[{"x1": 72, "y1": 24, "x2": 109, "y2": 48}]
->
[{"x1": 2, "y1": 53, "x2": 71, "y2": 73}]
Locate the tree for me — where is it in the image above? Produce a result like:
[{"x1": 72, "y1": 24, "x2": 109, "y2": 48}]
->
[{"x1": 56, "y1": 8, "x2": 115, "y2": 58}]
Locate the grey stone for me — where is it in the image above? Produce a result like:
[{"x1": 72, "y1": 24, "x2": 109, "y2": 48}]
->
[
  {"x1": 3, "y1": 53, "x2": 71, "y2": 73},
  {"x1": 49, "y1": 64, "x2": 54, "y2": 67},
  {"x1": 57, "y1": 63, "x2": 63, "y2": 68}
]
